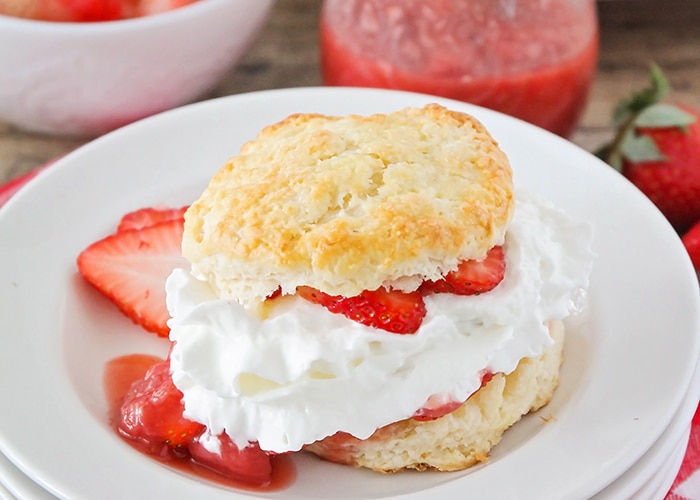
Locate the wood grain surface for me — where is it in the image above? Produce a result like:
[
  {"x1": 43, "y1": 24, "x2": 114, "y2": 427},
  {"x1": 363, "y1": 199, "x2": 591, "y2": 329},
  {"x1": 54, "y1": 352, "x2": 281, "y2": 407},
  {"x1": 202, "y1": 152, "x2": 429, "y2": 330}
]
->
[{"x1": 1, "y1": 0, "x2": 698, "y2": 184}]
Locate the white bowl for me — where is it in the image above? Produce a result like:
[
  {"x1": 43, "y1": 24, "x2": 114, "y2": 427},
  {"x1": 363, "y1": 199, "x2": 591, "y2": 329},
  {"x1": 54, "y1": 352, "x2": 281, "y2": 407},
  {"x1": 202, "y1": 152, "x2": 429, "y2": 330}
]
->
[{"x1": 0, "y1": 0, "x2": 273, "y2": 136}]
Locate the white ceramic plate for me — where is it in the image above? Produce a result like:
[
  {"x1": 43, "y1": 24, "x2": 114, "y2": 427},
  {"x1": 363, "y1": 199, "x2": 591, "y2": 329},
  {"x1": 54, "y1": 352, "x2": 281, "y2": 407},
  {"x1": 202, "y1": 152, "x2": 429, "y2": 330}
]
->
[
  {"x1": 0, "y1": 450, "x2": 52, "y2": 500},
  {"x1": 0, "y1": 87, "x2": 699, "y2": 500},
  {"x1": 592, "y1": 354, "x2": 700, "y2": 499},
  {"x1": 641, "y1": 429, "x2": 690, "y2": 500},
  {"x1": 0, "y1": 480, "x2": 14, "y2": 500}
]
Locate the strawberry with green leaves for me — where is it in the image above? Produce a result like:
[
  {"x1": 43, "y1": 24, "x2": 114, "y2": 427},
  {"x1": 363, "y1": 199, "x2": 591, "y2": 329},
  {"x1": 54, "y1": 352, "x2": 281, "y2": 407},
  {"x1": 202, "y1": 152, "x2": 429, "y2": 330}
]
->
[{"x1": 597, "y1": 64, "x2": 700, "y2": 235}]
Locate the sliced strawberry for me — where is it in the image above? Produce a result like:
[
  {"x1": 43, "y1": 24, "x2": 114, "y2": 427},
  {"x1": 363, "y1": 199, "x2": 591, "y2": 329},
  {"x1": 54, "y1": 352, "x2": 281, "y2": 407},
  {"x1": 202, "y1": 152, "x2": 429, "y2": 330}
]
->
[
  {"x1": 412, "y1": 371, "x2": 493, "y2": 421},
  {"x1": 682, "y1": 220, "x2": 700, "y2": 270},
  {"x1": 412, "y1": 398, "x2": 462, "y2": 421},
  {"x1": 77, "y1": 218, "x2": 187, "y2": 336},
  {"x1": 421, "y1": 246, "x2": 506, "y2": 295},
  {"x1": 117, "y1": 206, "x2": 188, "y2": 232},
  {"x1": 117, "y1": 359, "x2": 205, "y2": 453},
  {"x1": 297, "y1": 286, "x2": 426, "y2": 334},
  {"x1": 189, "y1": 434, "x2": 272, "y2": 486}
]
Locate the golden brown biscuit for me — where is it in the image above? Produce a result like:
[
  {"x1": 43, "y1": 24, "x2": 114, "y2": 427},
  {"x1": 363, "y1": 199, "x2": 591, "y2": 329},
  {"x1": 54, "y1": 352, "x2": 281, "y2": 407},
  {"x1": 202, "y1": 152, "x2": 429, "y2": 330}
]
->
[
  {"x1": 305, "y1": 320, "x2": 565, "y2": 472},
  {"x1": 183, "y1": 104, "x2": 514, "y2": 307}
]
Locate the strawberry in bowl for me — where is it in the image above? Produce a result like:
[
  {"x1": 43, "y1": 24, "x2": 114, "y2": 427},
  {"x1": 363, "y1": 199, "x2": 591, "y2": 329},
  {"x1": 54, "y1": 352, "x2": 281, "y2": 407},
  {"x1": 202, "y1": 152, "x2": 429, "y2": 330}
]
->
[
  {"x1": 0, "y1": 0, "x2": 199, "y2": 21},
  {"x1": 0, "y1": 0, "x2": 274, "y2": 136}
]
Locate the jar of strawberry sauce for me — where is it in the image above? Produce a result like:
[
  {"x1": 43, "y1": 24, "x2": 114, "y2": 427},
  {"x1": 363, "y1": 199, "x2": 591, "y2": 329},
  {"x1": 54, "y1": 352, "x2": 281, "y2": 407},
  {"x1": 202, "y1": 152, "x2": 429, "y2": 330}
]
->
[{"x1": 320, "y1": 0, "x2": 599, "y2": 137}]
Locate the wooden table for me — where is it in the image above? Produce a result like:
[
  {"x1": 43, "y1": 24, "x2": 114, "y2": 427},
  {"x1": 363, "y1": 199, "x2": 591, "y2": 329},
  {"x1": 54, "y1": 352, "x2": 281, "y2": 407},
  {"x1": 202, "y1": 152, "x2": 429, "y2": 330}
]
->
[{"x1": 1, "y1": 0, "x2": 698, "y2": 185}]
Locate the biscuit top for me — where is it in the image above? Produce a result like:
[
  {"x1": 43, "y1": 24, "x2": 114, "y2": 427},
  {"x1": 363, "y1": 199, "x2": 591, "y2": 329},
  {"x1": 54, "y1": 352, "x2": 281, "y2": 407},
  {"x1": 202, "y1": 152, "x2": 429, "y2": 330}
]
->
[{"x1": 182, "y1": 104, "x2": 514, "y2": 307}]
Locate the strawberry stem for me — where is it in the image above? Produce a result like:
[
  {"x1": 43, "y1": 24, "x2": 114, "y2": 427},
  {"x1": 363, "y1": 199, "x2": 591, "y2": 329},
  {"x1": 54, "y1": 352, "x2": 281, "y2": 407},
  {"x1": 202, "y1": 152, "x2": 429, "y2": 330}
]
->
[{"x1": 595, "y1": 63, "x2": 670, "y2": 170}]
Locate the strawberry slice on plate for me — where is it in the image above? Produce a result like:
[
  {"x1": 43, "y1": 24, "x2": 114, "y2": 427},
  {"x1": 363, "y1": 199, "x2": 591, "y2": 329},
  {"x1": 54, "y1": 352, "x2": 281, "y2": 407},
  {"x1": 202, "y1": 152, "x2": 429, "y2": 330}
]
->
[
  {"x1": 77, "y1": 218, "x2": 188, "y2": 336},
  {"x1": 297, "y1": 286, "x2": 427, "y2": 334},
  {"x1": 117, "y1": 205, "x2": 188, "y2": 232},
  {"x1": 421, "y1": 246, "x2": 506, "y2": 296}
]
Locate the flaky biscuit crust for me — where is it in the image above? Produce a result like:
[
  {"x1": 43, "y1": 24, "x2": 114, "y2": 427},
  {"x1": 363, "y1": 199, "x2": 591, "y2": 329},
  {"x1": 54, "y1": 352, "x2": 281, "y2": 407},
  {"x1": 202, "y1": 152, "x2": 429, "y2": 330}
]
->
[
  {"x1": 183, "y1": 104, "x2": 513, "y2": 306},
  {"x1": 305, "y1": 320, "x2": 565, "y2": 472}
]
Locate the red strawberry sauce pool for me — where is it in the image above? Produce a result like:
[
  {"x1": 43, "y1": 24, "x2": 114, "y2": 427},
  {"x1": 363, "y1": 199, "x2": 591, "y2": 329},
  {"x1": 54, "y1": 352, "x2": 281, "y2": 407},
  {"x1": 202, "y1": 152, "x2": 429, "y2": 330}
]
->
[
  {"x1": 320, "y1": 0, "x2": 599, "y2": 137},
  {"x1": 102, "y1": 354, "x2": 493, "y2": 491},
  {"x1": 103, "y1": 354, "x2": 296, "y2": 492}
]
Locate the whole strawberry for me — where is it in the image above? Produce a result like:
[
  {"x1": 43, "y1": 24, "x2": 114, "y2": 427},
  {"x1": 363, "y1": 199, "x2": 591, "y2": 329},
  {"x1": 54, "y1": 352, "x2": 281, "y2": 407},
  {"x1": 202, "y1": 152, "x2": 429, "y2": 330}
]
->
[
  {"x1": 597, "y1": 64, "x2": 700, "y2": 234},
  {"x1": 681, "y1": 220, "x2": 700, "y2": 270}
]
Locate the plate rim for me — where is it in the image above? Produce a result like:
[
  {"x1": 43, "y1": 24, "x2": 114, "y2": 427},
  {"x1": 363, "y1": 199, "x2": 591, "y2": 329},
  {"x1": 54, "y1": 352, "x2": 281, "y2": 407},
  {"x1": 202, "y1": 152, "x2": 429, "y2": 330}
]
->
[{"x1": 0, "y1": 86, "x2": 699, "y2": 500}]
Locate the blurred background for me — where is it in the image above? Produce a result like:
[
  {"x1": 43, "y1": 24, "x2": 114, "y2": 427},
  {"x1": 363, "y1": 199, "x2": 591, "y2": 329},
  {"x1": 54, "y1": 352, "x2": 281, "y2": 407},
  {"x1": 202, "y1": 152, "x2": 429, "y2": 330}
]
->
[{"x1": 0, "y1": 0, "x2": 698, "y2": 183}]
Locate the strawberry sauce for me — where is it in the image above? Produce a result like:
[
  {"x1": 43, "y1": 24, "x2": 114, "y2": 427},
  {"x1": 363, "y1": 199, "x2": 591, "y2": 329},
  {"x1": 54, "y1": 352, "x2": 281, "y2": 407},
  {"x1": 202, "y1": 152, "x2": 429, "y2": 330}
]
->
[
  {"x1": 103, "y1": 354, "x2": 296, "y2": 492},
  {"x1": 320, "y1": 0, "x2": 599, "y2": 137}
]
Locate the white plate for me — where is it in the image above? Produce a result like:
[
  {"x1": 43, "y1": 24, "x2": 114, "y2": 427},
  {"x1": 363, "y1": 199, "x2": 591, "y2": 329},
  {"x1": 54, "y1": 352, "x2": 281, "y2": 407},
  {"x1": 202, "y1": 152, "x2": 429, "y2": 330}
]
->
[
  {"x1": 0, "y1": 451, "x2": 53, "y2": 500},
  {"x1": 3, "y1": 359, "x2": 694, "y2": 500},
  {"x1": 592, "y1": 355, "x2": 700, "y2": 499},
  {"x1": 0, "y1": 480, "x2": 14, "y2": 500},
  {"x1": 641, "y1": 429, "x2": 690, "y2": 500},
  {"x1": 0, "y1": 87, "x2": 699, "y2": 500}
]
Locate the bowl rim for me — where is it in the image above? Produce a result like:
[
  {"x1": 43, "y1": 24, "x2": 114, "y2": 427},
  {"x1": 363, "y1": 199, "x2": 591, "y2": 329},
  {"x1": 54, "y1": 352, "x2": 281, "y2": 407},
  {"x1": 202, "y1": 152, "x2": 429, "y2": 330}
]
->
[{"x1": 0, "y1": 0, "x2": 273, "y2": 32}]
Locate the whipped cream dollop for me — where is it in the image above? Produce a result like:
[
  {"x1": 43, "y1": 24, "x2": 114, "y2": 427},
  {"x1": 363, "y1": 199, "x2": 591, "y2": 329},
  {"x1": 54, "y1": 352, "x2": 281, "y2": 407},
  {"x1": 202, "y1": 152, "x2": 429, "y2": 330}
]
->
[{"x1": 166, "y1": 191, "x2": 594, "y2": 454}]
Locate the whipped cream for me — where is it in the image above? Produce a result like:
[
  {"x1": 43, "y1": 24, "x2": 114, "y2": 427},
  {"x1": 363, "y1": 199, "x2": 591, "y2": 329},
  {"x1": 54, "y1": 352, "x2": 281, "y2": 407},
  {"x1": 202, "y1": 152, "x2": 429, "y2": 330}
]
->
[{"x1": 166, "y1": 191, "x2": 594, "y2": 454}]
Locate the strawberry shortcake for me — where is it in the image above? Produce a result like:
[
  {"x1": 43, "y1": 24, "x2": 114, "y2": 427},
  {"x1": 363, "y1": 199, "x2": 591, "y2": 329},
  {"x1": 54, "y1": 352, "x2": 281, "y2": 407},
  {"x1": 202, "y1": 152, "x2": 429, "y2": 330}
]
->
[
  {"x1": 110, "y1": 104, "x2": 593, "y2": 484},
  {"x1": 158, "y1": 104, "x2": 594, "y2": 476}
]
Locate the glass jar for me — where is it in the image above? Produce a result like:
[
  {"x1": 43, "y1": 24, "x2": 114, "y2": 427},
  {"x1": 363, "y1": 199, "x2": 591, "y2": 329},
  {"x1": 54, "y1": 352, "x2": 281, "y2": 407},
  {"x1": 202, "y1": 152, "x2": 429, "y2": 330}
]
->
[{"x1": 320, "y1": 0, "x2": 599, "y2": 137}]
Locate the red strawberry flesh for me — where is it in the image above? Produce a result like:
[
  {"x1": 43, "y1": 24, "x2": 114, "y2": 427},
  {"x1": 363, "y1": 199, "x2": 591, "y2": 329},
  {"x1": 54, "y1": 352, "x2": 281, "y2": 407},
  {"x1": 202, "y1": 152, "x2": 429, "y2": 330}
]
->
[
  {"x1": 117, "y1": 359, "x2": 205, "y2": 452},
  {"x1": 117, "y1": 205, "x2": 188, "y2": 232},
  {"x1": 597, "y1": 65, "x2": 700, "y2": 234},
  {"x1": 297, "y1": 286, "x2": 426, "y2": 334},
  {"x1": 77, "y1": 218, "x2": 187, "y2": 336},
  {"x1": 188, "y1": 434, "x2": 272, "y2": 487},
  {"x1": 118, "y1": 359, "x2": 273, "y2": 486},
  {"x1": 682, "y1": 220, "x2": 700, "y2": 270},
  {"x1": 55, "y1": 0, "x2": 126, "y2": 21},
  {"x1": 412, "y1": 371, "x2": 494, "y2": 421},
  {"x1": 622, "y1": 104, "x2": 700, "y2": 234},
  {"x1": 421, "y1": 246, "x2": 506, "y2": 295}
]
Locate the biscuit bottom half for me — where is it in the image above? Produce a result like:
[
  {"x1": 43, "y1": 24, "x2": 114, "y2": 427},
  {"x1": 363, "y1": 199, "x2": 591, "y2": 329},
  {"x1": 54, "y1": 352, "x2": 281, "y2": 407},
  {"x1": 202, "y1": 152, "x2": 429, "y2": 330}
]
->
[{"x1": 305, "y1": 320, "x2": 565, "y2": 473}]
